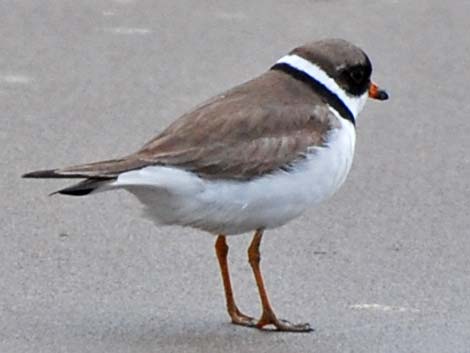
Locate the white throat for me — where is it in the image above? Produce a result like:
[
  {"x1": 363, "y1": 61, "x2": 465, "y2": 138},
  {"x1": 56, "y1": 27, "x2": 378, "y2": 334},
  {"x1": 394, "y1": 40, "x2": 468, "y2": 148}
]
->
[{"x1": 276, "y1": 54, "x2": 368, "y2": 120}]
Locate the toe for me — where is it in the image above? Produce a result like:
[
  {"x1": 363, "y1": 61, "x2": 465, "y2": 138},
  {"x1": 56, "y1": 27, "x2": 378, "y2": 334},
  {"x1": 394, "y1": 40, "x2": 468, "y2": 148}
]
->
[
  {"x1": 230, "y1": 312, "x2": 257, "y2": 327},
  {"x1": 258, "y1": 318, "x2": 313, "y2": 332}
]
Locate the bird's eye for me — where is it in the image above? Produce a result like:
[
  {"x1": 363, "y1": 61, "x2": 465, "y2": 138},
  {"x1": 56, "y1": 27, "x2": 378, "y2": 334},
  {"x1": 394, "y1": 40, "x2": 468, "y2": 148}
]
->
[{"x1": 349, "y1": 69, "x2": 364, "y2": 84}]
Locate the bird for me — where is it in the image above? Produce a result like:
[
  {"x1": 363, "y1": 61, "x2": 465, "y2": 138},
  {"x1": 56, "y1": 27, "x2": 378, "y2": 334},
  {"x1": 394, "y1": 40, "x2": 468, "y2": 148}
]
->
[{"x1": 23, "y1": 38, "x2": 388, "y2": 332}]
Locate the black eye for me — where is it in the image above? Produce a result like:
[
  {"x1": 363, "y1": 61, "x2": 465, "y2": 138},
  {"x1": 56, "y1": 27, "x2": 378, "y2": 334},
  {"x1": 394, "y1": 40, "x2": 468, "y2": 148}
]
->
[{"x1": 350, "y1": 68, "x2": 365, "y2": 84}]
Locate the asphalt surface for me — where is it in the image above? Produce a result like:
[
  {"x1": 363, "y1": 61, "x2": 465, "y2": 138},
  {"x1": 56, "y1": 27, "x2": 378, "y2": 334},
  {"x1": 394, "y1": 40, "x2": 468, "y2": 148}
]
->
[{"x1": 2, "y1": 1, "x2": 470, "y2": 352}]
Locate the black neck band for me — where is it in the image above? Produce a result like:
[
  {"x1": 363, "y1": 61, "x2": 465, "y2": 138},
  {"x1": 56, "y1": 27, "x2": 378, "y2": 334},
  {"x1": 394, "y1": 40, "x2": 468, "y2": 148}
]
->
[{"x1": 271, "y1": 63, "x2": 355, "y2": 126}]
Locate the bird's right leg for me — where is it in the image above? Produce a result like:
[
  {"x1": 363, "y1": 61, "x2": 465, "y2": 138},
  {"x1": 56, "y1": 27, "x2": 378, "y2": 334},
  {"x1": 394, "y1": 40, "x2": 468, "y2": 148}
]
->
[
  {"x1": 247, "y1": 229, "x2": 313, "y2": 332},
  {"x1": 215, "y1": 235, "x2": 257, "y2": 327}
]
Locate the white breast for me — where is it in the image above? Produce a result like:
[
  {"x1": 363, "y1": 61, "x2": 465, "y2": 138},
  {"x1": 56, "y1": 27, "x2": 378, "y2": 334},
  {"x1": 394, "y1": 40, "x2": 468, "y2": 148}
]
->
[{"x1": 114, "y1": 110, "x2": 356, "y2": 235}]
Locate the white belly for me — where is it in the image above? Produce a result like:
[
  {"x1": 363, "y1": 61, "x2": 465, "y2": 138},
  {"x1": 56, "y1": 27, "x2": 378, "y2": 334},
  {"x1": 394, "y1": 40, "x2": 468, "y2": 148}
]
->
[{"x1": 115, "y1": 116, "x2": 356, "y2": 235}]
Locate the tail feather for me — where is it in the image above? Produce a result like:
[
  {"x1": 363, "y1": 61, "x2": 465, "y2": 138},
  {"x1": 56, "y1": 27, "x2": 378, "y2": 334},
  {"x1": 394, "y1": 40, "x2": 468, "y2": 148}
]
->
[
  {"x1": 51, "y1": 179, "x2": 113, "y2": 196},
  {"x1": 23, "y1": 156, "x2": 149, "y2": 196}
]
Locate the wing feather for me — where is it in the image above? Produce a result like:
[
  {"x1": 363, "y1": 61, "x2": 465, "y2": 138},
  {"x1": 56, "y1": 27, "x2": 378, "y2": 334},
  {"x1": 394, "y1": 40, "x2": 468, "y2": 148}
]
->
[{"x1": 24, "y1": 71, "x2": 339, "y2": 181}]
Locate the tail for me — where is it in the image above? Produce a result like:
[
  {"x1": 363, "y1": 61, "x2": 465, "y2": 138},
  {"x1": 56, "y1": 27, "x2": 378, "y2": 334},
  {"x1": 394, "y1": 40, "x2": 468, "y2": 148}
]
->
[
  {"x1": 51, "y1": 179, "x2": 113, "y2": 196},
  {"x1": 22, "y1": 170, "x2": 114, "y2": 196},
  {"x1": 22, "y1": 157, "x2": 145, "y2": 196}
]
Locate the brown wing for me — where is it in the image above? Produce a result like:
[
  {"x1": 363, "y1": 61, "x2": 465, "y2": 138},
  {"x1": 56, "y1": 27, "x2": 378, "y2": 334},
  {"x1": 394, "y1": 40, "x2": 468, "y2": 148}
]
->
[
  {"x1": 23, "y1": 70, "x2": 338, "y2": 181},
  {"x1": 133, "y1": 70, "x2": 338, "y2": 179}
]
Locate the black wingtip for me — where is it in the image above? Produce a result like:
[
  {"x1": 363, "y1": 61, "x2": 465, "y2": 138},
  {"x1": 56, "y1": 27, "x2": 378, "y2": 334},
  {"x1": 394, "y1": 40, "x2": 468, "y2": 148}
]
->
[
  {"x1": 22, "y1": 169, "x2": 60, "y2": 178},
  {"x1": 22, "y1": 169, "x2": 106, "y2": 179}
]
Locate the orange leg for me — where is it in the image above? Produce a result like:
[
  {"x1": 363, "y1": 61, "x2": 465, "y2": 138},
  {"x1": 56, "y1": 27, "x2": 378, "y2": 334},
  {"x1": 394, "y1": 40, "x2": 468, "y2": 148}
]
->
[
  {"x1": 215, "y1": 235, "x2": 257, "y2": 327},
  {"x1": 248, "y1": 229, "x2": 313, "y2": 332}
]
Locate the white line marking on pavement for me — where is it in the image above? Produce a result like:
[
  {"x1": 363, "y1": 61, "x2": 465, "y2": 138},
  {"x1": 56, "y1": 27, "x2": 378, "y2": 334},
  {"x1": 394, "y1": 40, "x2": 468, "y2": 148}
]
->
[
  {"x1": 103, "y1": 27, "x2": 151, "y2": 35},
  {"x1": 0, "y1": 75, "x2": 31, "y2": 84},
  {"x1": 350, "y1": 303, "x2": 419, "y2": 313}
]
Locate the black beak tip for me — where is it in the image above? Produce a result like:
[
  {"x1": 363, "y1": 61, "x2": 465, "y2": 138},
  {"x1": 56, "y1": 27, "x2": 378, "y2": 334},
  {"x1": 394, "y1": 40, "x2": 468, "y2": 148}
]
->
[{"x1": 378, "y1": 89, "x2": 389, "y2": 100}]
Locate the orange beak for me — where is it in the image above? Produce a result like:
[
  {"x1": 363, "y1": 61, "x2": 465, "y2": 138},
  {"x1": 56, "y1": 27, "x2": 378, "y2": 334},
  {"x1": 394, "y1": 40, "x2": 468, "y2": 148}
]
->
[{"x1": 368, "y1": 82, "x2": 389, "y2": 100}]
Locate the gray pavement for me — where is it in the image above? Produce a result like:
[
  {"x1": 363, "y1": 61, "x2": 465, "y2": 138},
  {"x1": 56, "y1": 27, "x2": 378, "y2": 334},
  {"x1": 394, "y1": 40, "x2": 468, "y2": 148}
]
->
[{"x1": 2, "y1": 1, "x2": 470, "y2": 352}]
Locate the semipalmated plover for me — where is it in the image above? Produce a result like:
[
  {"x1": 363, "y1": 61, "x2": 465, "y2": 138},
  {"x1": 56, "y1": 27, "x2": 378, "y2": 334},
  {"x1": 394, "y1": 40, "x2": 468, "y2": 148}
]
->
[{"x1": 24, "y1": 38, "x2": 388, "y2": 332}]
